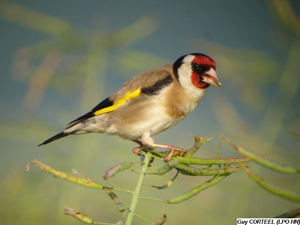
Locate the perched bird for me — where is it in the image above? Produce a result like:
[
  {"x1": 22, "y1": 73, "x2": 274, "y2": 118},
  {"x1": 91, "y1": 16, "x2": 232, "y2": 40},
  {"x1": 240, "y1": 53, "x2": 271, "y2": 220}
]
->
[{"x1": 39, "y1": 53, "x2": 221, "y2": 161}]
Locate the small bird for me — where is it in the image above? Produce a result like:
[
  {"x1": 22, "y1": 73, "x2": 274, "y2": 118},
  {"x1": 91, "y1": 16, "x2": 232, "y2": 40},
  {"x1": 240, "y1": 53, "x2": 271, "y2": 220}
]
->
[{"x1": 39, "y1": 53, "x2": 221, "y2": 161}]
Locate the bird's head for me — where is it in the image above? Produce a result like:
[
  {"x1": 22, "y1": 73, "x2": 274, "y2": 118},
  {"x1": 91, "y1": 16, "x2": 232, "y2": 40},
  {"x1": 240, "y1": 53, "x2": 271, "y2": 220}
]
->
[{"x1": 173, "y1": 53, "x2": 221, "y2": 90}]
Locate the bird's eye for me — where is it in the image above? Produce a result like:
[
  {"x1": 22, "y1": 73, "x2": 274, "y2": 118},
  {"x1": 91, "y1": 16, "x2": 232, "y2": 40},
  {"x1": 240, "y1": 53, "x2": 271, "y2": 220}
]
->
[
  {"x1": 192, "y1": 63, "x2": 199, "y2": 70},
  {"x1": 192, "y1": 63, "x2": 203, "y2": 74}
]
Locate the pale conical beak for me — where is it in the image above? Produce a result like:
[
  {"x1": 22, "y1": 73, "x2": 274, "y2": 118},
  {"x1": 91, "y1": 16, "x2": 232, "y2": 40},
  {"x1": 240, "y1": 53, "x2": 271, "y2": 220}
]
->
[{"x1": 202, "y1": 67, "x2": 222, "y2": 87}]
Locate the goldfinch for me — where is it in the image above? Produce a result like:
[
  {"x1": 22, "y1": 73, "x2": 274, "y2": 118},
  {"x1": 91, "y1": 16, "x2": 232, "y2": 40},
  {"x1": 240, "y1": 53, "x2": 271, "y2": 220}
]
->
[{"x1": 39, "y1": 53, "x2": 221, "y2": 161}]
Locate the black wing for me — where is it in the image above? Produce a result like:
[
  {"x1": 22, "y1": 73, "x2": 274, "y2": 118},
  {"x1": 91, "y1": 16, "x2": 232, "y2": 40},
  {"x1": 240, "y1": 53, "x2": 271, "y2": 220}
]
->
[
  {"x1": 141, "y1": 75, "x2": 173, "y2": 95},
  {"x1": 67, "y1": 97, "x2": 113, "y2": 125}
]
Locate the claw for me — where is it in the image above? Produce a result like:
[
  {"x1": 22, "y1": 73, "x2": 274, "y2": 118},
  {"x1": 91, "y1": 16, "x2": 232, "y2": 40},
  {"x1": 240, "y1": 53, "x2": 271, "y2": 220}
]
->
[
  {"x1": 132, "y1": 140, "x2": 185, "y2": 162},
  {"x1": 132, "y1": 146, "x2": 141, "y2": 156},
  {"x1": 155, "y1": 145, "x2": 184, "y2": 162}
]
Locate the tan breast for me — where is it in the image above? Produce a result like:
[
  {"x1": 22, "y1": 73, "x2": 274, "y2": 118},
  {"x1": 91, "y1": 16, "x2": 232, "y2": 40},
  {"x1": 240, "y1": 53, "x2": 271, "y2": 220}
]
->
[{"x1": 163, "y1": 77, "x2": 207, "y2": 119}]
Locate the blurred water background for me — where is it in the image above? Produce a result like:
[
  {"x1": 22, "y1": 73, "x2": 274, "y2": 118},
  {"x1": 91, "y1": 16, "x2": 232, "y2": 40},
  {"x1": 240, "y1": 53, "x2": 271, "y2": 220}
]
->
[{"x1": 0, "y1": 0, "x2": 299, "y2": 224}]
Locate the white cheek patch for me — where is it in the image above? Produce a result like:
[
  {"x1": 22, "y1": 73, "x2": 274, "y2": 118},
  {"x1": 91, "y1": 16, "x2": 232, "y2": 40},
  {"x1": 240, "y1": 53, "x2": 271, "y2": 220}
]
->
[{"x1": 177, "y1": 55, "x2": 206, "y2": 101}]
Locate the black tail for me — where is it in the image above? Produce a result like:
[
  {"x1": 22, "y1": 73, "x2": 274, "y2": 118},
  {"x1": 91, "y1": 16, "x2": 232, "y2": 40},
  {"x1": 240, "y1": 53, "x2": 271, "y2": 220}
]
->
[{"x1": 38, "y1": 132, "x2": 69, "y2": 146}]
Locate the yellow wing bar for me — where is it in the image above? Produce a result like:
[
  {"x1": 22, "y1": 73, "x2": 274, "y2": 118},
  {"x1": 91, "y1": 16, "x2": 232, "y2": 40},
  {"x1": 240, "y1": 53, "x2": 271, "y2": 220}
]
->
[{"x1": 93, "y1": 88, "x2": 141, "y2": 116}]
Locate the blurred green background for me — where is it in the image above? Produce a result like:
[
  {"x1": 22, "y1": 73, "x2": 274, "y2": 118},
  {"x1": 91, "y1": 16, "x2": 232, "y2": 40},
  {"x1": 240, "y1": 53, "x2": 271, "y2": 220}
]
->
[{"x1": 0, "y1": 0, "x2": 299, "y2": 224}]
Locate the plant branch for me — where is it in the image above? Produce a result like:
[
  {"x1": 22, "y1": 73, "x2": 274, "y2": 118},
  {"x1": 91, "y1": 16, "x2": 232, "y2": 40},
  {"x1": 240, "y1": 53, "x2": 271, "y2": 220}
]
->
[
  {"x1": 125, "y1": 151, "x2": 152, "y2": 225},
  {"x1": 26, "y1": 159, "x2": 104, "y2": 189},
  {"x1": 166, "y1": 174, "x2": 229, "y2": 204},
  {"x1": 240, "y1": 163, "x2": 300, "y2": 203},
  {"x1": 275, "y1": 208, "x2": 300, "y2": 218},
  {"x1": 64, "y1": 207, "x2": 115, "y2": 225},
  {"x1": 173, "y1": 153, "x2": 268, "y2": 166},
  {"x1": 27, "y1": 135, "x2": 300, "y2": 224},
  {"x1": 223, "y1": 136, "x2": 299, "y2": 174}
]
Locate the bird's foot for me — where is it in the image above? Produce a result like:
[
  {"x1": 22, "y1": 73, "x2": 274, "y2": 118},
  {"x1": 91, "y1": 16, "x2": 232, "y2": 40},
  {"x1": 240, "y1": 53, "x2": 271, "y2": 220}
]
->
[
  {"x1": 132, "y1": 141, "x2": 155, "y2": 166},
  {"x1": 132, "y1": 140, "x2": 185, "y2": 162},
  {"x1": 132, "y1": 140, "x2": 144, "y2": 156},
  {"x1": 152, "y1": 143, "x2": 185, "y2": 162}
]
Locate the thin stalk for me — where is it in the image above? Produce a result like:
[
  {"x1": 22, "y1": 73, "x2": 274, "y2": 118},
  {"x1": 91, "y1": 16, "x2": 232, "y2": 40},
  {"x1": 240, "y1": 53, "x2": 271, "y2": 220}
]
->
[
  {"x1": 134, "y1": 214, "x2": 151, "y2": 224},
  {"x1": 125, "y1": 151, "x2": 152, "y2": 225},
  {"x1": 139, "y1": 196, "x2": 166, "y2": 202}
]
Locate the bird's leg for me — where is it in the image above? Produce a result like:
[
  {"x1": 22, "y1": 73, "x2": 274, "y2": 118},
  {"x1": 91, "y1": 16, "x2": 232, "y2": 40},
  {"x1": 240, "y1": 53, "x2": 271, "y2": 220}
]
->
[
  {"x1": 132, "y1": 139, "x2": 155, "y2": 166},
  {"x1": 132, "y1": 132, "x2": 185, "y2": 161},
  {"x1": 132, "y1": 131, "x2": 155, "y2": 155},
  {"x1": 132, "y1": 140, "x2": 144, "y2": 155}
]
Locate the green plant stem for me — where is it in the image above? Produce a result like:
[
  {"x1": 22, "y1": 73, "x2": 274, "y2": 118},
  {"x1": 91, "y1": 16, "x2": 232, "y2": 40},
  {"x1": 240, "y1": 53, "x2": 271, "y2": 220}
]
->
[
  {"x1": 240, "y1": 163, "x2": 300, "y2": 203},
  {"x1": 223, "y1": 136, "x2": 299, "y2": 174},
  {"x1": 134, "y1": 214, "x2": 151, "y2": 224},
  {"x1": 125, "y1": 151, "x2": 152, "y2": 225},
  {"x1": 139, "y1": 196, "x2": 166, "y2": 202}
]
